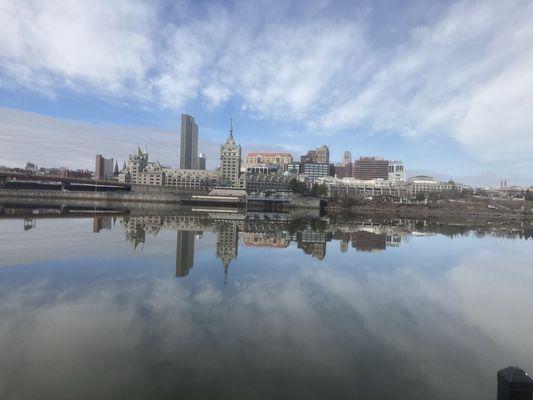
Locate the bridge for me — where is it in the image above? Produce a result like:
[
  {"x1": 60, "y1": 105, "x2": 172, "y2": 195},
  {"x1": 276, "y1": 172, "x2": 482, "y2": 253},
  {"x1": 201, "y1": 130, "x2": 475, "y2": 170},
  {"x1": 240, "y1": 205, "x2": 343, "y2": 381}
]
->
[{"x1": 0, "y1": 171, "x2": 131, "y2": 191}]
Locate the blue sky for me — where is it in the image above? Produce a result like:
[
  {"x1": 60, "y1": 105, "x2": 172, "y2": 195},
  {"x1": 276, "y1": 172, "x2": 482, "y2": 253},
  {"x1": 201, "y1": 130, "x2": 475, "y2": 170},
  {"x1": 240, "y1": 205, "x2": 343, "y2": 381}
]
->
[{"x1": 0, "y1": 0, "x2": 532, "y2": 186}]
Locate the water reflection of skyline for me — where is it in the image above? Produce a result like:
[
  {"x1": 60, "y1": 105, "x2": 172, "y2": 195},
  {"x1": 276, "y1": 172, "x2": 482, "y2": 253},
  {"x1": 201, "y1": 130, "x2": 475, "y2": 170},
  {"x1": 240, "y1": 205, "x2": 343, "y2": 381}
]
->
[
  {"x1": 114, "y1": 214, "x2": 414, "y2": 277},
  {"x1": 67, "y1": 212, "x2": 532, "y2": 282}
]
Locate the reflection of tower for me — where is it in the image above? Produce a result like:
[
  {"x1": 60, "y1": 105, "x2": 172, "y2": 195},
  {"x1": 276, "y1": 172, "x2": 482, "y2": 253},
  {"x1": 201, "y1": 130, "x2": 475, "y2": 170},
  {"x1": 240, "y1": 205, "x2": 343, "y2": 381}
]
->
[
  {"x1": 216, "y1": 222, "x2": 239, "y2": 283},
  {"x1": 176, "y1": 230, "x2": 195, "y2": 278},
  {"x1": 340, "y1": 239, "x2": 348, "y2": 253},
  {"x1": 23, "y1": 218, "x2": 36, "y2": 231},
  {"x1": 297, "y1": 230, "x2": 328, "y2": 260},
  {"x1": 92, "y1": 216, "x2": 112, "y2": 233}
]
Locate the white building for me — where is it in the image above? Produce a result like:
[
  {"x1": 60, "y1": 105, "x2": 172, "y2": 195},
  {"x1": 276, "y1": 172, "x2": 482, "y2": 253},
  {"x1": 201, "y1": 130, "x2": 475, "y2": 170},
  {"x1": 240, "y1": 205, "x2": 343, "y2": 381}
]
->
[
  {"x1": 119, "y1": 147, "x2": 216, "y2": 190},
  {"x1": 406, "y1": 176, "x2": 455, "y2": 194},
  {"x1": 388, "y1": 161, "x2": 405, "y2": 182}
]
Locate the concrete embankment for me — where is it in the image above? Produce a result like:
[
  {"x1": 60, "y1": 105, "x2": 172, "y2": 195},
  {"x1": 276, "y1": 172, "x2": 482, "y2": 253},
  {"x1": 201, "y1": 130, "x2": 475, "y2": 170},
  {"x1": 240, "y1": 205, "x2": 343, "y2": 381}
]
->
[{"x1": 0, "y1": 188, "x2": 184, "y2": 205}]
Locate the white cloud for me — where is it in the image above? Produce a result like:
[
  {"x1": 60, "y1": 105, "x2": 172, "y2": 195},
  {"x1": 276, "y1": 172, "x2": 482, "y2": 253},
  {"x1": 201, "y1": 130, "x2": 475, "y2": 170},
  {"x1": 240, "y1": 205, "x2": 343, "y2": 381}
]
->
[
  {"x1": 316, "y1": 0, "x2": 533, "y2": 161},
  {"x1": 0, "y1": 0, "x2": 532, "y2": 163},
  {"x1": 0, "y1": 0, "x2": 155, "y2": 98}
]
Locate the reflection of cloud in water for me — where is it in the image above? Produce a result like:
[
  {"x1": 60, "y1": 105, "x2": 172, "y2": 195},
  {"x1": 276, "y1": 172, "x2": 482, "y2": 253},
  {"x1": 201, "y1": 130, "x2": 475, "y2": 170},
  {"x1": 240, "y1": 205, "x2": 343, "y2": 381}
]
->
[{"x1": 1, "y1": 240, "x2": 532, "y2": 399}]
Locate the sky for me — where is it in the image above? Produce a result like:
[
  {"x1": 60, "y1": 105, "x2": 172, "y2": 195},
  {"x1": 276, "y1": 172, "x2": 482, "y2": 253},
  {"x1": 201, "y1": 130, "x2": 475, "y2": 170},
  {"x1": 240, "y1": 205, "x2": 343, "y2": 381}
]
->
[{"x1": 0, "y1": 0, "x2": 532, "y2": 186}]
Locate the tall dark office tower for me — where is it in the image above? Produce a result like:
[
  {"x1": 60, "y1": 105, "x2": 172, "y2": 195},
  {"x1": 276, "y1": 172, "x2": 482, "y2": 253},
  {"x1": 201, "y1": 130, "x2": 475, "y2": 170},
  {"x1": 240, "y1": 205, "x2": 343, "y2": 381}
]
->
[
  {"x1": 180, "y1": 114, "x2": 198, "y2": 169},
  {"x1": 176, "y1": 230, "x2": 195, "y2": 277},
  {"x1": 198, "y1": 153, "x2": 206, "y2": 170}
]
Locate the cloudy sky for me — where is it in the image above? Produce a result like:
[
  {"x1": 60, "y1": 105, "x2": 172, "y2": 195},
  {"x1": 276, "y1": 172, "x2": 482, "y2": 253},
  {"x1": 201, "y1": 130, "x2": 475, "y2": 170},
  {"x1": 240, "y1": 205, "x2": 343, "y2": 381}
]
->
[{"x1": 0, "y1": 0, "x2": 532, "y2": 185}]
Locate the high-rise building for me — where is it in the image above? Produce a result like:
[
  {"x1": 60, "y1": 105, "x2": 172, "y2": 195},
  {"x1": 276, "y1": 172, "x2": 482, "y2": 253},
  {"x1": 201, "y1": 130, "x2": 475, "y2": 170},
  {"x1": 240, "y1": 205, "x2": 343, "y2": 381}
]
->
[
  {"x1": 180, "y1": 114, "x2": 199, "y2": 169},
  {"x1": 95, "y1": 155, "x2": 114, "y2": 180},
  {"x1": 353, "y1": 157, "x2": 389, "y2": 180},
  {"x1": 335, "y1": 151, "x2": 353, "y2": 178},
  {"x1": 343, "y1": 151, "x2": 352, "y2": 165},
  {"x1": 300, "y1": 150, "x2": 317, "y2": 164},
  {"x1": 176, "y1": 230, "x2": 195, "y2": 277},
  {"x1": 316, "y1": 145, "x2": 330, "y2": 164},
  {"x1": 198, "y1": 153, "x2": 206, "y2": 170},
  {"x1": 219, "y1": 120, "x2": 242, "y2": 188}
]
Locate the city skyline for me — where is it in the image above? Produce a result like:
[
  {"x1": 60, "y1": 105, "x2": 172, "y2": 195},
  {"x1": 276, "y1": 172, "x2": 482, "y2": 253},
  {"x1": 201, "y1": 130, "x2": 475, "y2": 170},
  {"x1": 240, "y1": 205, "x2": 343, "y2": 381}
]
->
[{"x1": 1, "y1": 0, "x2": 532, "y2": 186}]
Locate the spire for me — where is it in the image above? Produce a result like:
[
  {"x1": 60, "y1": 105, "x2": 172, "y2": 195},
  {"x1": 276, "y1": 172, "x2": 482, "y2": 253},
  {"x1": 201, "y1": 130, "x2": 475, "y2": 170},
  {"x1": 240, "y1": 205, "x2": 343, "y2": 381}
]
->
[{"x1": 229, "y1": 118, "x2": 233, "y2": 138}]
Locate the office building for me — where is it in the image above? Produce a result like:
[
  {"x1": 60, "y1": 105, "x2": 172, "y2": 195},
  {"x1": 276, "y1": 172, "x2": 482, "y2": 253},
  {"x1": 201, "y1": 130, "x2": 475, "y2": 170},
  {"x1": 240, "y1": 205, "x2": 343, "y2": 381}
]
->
[
  {"x1": 407, "y1": 176, "x2": 455, "y2": 194},
  {"x1": 119, "y1": 147, "x2": 216, "y2": 190},
  {"x1": 316, "y1": 145, "x2": 330, "y2": 164},
  {"x1": 245, "y1": 174, "x2": 293, "y2": 194},
  {"x1": 219, "y1": 120, "x2": 242, "y2": 188},
  {"x1": 388, "y1": 161, "x2": 405, "y2": 182},
  {"x1": 241, "y1": 163, "x2": 281, "y2": 175},
  {"x1": 303, "y1": 162, "x2": 329, "y2": 180},
  {"x1": 353, "y1": 157, "x2": 389, "y2": 180},
  {"x1": 300, "y1": 150, "x2": 317, "y2": 164},
  {"x1": 180, "y1": 114, "x2": 198, "y2": 169},
  {"x1": 287, "y1": 162, "x2": 302, "y2": 174},
  {"x1": 95, "y1": 155, "x2": 114, "y2": 180},
  {"x1": 246, "y1": 152, "x2": 293, "y2": 165},
  {"x1": 164, "y1": 168, "x2": 218, "y2": 190},
  {"x1": 343, "y1": 151, "x2": 352, "y2": 165},
  {"x1": 198, "y1": 153, "x2": 206, "y2": 170}
]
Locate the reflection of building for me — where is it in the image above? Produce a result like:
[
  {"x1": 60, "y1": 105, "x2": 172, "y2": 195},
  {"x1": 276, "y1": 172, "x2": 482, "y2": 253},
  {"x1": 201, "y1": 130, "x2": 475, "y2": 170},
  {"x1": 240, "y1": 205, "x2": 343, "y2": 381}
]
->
[
  {"x1": 216, "y1": 221, "x2": 239, "y2": 281},
  {"x1": 176, "y1": 230, "x2": 195, "y2": 277},
  {"x1": 297, "y1": 230, "x2": 329, "y2": 260},
  {"x1": 180, "y1": 114, "x2": 199, "y2": 169},
  {"x1": 93, "y1": 216, "x2": 112, "y2": 233},
  {"x1": 340, "y1": 239, "x2": 349, "y2": 253},
  {"x1": 243, "y1": 232, "x2": 290, "y2": 248},
  {"x1": 23, "y1": 218, "x2": 36, "y2": 231},
  {"x1": 351, "y1": 231, "x2": 386, "y2": 252}
]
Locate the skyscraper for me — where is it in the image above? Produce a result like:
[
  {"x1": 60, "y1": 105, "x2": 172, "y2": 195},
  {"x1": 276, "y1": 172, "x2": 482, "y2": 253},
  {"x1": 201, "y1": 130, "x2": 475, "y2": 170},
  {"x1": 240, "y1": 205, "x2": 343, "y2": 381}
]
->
[
  {"x1": 219, "y1": 120, "x2": 241, "y2": 188},
  {"x1": 180, "y1": 114, "x2": 198, "y2": 169},
  {"x1": 95, "y1": 155, "x2": 114, "y2": 180},
  {"x1": 198, "y1": 153, "x2": 206, "y2": 170},
  {"x1": 316, "y1": 145, "x2": 330, "y2": 164},
  {"x1": 343, "y1": 151, "x2": 352, "y2": 165}
]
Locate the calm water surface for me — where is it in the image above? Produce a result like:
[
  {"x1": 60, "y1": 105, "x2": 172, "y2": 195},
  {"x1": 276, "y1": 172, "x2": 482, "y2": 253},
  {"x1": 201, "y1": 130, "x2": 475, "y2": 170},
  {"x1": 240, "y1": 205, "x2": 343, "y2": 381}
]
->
[{"x1": 0, "y1": 209, "x2": 532, "y2": 399}]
